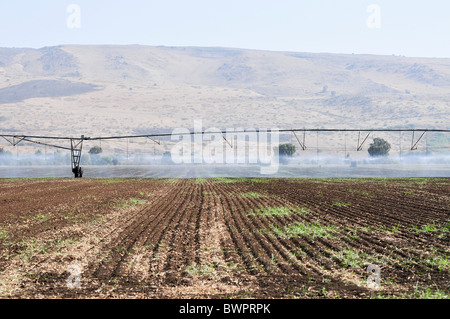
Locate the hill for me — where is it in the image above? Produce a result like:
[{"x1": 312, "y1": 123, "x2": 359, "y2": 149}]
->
[{"x1": 0, "y1": 45, "x2": 449, "y2": 138}]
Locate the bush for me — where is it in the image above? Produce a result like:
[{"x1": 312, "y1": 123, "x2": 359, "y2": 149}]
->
[
  {"x1": 277, "y1": 143, "x2": 296, "y2": 157},
  {"x1": 89, "y1": 146, "x2": 103, "y2": 154},
  {"x1": 368, "y1": 138, "x2": 391, "y2": 157}
]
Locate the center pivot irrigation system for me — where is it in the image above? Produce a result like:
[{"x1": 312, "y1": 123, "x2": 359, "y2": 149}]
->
[{"x1": 1, "y1": 128, "x2": 449, "y2": 178}]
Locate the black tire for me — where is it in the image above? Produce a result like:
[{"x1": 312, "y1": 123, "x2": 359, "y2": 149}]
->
[{"x1": 73, "y1": 167, "x2": 81, "y2": 178}]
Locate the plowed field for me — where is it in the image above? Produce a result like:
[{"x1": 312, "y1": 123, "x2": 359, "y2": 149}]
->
[{"x1": 0, "y1": 177, "x2": 448, "y2": 299}]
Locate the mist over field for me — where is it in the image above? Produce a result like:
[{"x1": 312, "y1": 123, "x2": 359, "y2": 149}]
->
[{"x1": 1, "y1": 152, "x2": 449, "y2": 178}]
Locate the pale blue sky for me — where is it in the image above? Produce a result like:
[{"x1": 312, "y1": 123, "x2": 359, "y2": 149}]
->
[{"x1": 0, "y1": 0, "x2": 449, "y2": 58}]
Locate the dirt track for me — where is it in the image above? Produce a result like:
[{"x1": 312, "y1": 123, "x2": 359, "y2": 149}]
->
[{"x1": 0, "y1": 177, "x2": 448, "y2": 298}]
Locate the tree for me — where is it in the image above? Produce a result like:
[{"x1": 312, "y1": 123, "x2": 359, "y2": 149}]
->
[
  {"x1": 276, "y1": 143, "x2": 296, "y2": 164},
  {"x1": 278, "y1": 143, "x2": 296, "y2": 157},
  {"x1": 368, "y1": 138, "x2": 391, "y2": 157},
  {"x1": 89, "y1": 146, "x2": 103, "y2": 155}
]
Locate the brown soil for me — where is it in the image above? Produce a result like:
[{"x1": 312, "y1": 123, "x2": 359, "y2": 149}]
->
[{"x1": 0, "y1": 177, "x2": 448, "y2": 299}]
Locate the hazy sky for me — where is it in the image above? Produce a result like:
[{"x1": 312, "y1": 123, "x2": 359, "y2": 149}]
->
[{"x1": 1, "y1": 0, "x2": 449, "y2": 58}]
